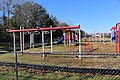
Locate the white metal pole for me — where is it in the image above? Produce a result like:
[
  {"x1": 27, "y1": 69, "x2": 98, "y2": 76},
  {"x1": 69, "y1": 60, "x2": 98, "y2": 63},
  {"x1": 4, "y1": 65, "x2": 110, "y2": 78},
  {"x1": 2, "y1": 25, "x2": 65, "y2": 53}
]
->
[
  {"x1": 13, "y1": 32, "x2": 16, "y2": 57},
  {"x1": 78, "y1": 25, "x2": 81, "y2": 60},
  {"x1": 20, "y1": 26, "x2": 22, "y2": 52},
  {"x1": 50, "y1": 25, "x2": 53, "y2": 53},
  {"x1": 64, "y1": 32, "x2": 66, "y2": 46},
  {"x1": 32, "y1": 33, "x2": 34, "y2": 48},
  {"x1": 30, "y1": 32, "x2": 31, "y2": 49},
  {"x1": 22, "y1": 27, "x2": 24, "y2": 51},
  {"x1": 42, "y1": 31, "x2": 45, "y2": 58},
  {"x1": 13, "y1": 32, "x2": 18, "y2": 80}
]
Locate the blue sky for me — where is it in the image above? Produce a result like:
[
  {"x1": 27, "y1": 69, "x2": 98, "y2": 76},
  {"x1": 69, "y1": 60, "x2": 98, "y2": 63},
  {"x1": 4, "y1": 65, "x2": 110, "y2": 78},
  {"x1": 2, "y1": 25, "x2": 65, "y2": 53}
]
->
[{"x1": 34, "y1": 0, "x2": 120, "y2": 33}]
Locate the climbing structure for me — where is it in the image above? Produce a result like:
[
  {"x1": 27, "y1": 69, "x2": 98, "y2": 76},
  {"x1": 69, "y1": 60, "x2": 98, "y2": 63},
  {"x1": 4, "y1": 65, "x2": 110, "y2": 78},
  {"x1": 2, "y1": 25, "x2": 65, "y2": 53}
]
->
[
  {"x1": 110, "y1": 26, "x2": 116, "y2": 42},
  {"x1": 116, "y1": 23, "x2": 120, "y2": 53}
]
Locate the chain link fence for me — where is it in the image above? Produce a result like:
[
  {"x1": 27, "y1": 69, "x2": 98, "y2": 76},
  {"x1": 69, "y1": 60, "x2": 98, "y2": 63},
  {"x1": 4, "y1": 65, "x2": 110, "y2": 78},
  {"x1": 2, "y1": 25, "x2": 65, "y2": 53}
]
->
[{"x1": 0, "y1": 41, "x2": 120, "y2": 79}]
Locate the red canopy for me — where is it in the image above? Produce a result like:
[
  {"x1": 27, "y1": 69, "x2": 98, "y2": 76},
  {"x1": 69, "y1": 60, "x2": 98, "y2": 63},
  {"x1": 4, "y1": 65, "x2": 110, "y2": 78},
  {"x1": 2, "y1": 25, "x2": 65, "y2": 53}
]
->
[{"x1": 7, "y1": 26, "x2": 80, "y2": 33}]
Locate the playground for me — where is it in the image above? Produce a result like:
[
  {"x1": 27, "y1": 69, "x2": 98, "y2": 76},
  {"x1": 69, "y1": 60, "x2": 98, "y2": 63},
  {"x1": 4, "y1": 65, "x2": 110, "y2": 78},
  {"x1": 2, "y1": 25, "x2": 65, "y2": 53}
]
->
[
  {"x1": 0, "y1": 26, "x2": 120, "y2": 80},
  {"x1": 0, "y1": 1, "x2": 120, "y2": 79},
  {"x1": 0, "y1": 24, "x2": 120, "y2": 80}
]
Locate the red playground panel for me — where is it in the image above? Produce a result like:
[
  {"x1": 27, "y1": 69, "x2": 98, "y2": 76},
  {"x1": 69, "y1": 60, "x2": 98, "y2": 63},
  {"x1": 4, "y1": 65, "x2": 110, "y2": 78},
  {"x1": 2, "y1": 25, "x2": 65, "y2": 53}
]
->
[{"x1": 116, "y1": 23, "x2": 120, "y2": 53}]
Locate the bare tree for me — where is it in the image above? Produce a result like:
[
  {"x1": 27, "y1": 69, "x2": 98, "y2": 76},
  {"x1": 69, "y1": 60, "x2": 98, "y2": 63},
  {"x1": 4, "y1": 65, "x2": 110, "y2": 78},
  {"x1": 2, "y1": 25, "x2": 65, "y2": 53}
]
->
[{"x1": 0, "y1": 0, "x2": 28, "y2": 28}]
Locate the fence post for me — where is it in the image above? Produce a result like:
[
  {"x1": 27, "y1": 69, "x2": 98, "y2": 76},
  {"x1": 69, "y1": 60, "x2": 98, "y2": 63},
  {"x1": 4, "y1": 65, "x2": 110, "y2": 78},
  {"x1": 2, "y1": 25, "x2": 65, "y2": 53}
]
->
[{"x1": 13, "y1": 32, "x2": 18, "y2": 80}]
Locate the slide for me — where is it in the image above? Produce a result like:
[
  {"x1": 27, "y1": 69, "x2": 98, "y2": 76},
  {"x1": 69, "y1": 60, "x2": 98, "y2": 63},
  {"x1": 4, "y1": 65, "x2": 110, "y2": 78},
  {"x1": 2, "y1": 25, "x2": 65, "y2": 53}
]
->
[{"x1": 55, "y1": 37, "x2": 64, "y2": 44}]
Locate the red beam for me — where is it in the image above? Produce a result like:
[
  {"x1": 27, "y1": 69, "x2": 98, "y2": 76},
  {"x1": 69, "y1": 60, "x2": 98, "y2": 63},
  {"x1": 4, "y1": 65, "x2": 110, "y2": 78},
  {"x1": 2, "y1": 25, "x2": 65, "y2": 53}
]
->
[
  {"x1": 7, "y1": 28, "x2": 38, "y2": 33},
  {"x1": 7, "y1": 26, "x2": 80, "y2": 33},
  {"x1": 39, "y1": 26, "x2": 80, "y2": 31}
]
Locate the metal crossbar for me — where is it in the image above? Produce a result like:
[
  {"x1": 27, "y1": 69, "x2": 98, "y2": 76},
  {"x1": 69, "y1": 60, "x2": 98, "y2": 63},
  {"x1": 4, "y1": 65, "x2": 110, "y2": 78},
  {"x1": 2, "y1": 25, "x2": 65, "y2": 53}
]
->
[{"x1": 15, "y1": 52, "x2": 120, "y2": 56}]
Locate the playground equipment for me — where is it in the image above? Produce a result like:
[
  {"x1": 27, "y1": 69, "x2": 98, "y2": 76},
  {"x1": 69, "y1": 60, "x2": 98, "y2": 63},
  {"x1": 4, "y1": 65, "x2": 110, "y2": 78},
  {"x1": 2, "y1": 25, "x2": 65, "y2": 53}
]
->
[
  {"x1": 110, "y1": 23, "x2": 120, "y2": 53},
  {"x1": 82, "y1": 35, "x2": 93, "y2": 52},
  {"x1": 55, "y1": 34, "x2": 64, "y2": 44},
  {"x1": 83, "y1": 32, "x2": 106, "y2": 44},
  {"x1": 110, "y1": 26, "x2": 116, "y2": 42},
  {"x1": 20, "y1": 26, "x2": 24, "y2": 52},
  {"x1": 7, "y1": 25, "x2": 81, "y2": 58},
  {"x1": 116, "y1": 23, "x2": 120, "y2": 53},
  {"x1": 55, "y1": 29, "x2": 78, "y2": 46},
  {"x1": 19, "y1": 26, "x2": 41, "y2": 52},
  {"x1": 84, "y1": 42, "x2": 93, "y2": 52},
  {"x1": 94, "y1": 32, "x2": 105, "y2": 43}
]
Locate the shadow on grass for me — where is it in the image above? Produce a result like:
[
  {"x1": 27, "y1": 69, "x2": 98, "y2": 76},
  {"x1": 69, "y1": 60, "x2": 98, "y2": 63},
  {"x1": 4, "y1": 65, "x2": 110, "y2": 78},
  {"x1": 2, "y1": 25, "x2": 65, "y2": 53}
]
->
[
  {"x1": 0, "y1": 73, "x2": 43, "y2": 80},
  {"x1": 90, "y1": 47, "x2": 99, "y2": 52},
  {"x1": 46, "y1": 55, "x2": 78, "y2": 58}
]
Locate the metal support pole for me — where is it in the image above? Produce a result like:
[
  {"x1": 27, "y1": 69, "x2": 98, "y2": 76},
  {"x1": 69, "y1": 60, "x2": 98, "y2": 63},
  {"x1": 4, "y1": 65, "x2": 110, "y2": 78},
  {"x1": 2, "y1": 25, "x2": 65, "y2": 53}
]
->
[
  {"x1": 30, "y1": 32, "x2": 31, "y2": 49},
  {"x1": 32, "y1": 33, "x2": 34, "y2": 48},
  {"x1": 30, "y1": 33, "x2": 34, "y2": 49},
  {"x1": 50, "y1": 26, "x2": 53, "y2": 53},
  {"x1": 20, "y1": 26, "x2": 22, "y2": 52},
  {"x1": 64, "y1": 32, "x2": 66, "y2": 46},
  {"x1": 13, "y1": 32, "x2": 18, "y2": 80},
  {"x1": 13, "y1": 32, "x2": 16, "y2": 57},
  {"x1": 78, "y1": 25, "x2": 81, "y2": 60},
  {"x1": 72, "y1": 32, "x2": 74, "y2": 45},
  {"x1": 42, "y1": 31, "x2": 45, "y2": 58},
  {"x1": 22, "y1": 27, "x2": 24, "y2": 51}
]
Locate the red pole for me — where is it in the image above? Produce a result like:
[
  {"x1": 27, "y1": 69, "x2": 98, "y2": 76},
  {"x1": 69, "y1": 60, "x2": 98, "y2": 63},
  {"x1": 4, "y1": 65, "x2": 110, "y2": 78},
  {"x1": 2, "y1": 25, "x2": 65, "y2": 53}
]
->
[{"x1": 116, "y1": 23, "x2": 120, "y2": 53}]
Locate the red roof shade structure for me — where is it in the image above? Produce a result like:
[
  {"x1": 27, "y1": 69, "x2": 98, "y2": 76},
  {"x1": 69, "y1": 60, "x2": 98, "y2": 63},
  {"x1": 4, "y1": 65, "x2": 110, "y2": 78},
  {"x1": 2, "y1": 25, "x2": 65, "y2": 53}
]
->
[{"x1": 7, "y1": 26, "x2": 80, "y2": 33}]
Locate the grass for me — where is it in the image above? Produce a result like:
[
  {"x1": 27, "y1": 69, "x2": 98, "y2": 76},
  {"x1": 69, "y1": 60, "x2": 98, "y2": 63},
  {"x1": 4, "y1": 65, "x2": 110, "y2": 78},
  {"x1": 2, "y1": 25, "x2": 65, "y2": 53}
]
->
[
  {"x1": 0, "y1": 42, "x2": 119, "y2": 69},
  {"x1": 1, "y1": 53, "x2": 120, "y2": 69},
  {"x1": 0, "y1": 42, "x2": 120, "y2": 79},
  {"x1": 0, "y1": 66, "x2": 120, "y2": 80},
  {"x1": 24, "y1": 44, "x2": 79, "y2": 52}
]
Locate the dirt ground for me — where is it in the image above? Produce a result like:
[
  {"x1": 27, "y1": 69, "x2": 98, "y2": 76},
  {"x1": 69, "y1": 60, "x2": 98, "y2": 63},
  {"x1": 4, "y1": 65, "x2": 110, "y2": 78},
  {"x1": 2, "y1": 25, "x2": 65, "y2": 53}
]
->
[
  {"x1": 91, "y1": 42, "x2": 116, "y2": 53},
  {"x1": 24, "y1": 42, "x2": 116, "y2": 53}
]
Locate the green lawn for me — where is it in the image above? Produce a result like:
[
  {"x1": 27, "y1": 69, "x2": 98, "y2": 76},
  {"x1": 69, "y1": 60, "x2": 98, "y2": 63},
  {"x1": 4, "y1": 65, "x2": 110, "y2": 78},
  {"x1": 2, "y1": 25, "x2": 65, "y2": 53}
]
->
[
  {"x1": 0, "y1": 42, "x2": 120, "y2": 80},
  {"x1": 0, "y1": 67, "x2": 120, "y2": 80},
  {"x1": 0, "y1": 51, "x2": 120, "y2": 69}
]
